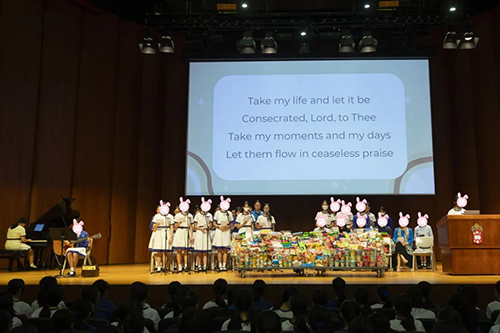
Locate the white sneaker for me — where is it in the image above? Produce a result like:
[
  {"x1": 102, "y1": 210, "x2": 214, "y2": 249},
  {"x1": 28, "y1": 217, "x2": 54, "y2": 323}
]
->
[
  {"x1": 30, "y1": 264, "x2": 37, "y2": 269},
  {"x1": 156, "y1": 267, "x2": 162, "y2": 272},
  {"x1": 178, "y1": 266, "x2": 183, "y2": 272}
]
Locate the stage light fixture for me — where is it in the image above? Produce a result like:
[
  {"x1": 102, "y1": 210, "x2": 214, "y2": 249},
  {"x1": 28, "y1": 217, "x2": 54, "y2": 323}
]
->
[
  {"x1": 238, "y1": 31, "x2": 256, "y2": 54},
  {"x1": 158, "y1": 35, "x2": 174, "y2": 53},
  {"x1": 339, "y1": 30, "x2": 355, "y2": 53},
  {"x1": 300, "y1": 31, "x2": 307, "y2": 37},
  {"x1": 359, "y1": 31, "x2": 377, "y2": 53},
  {"x1": 442, "y1": 31, "x2": 458, "y2": 49},
  {"x1": 261, "y1": 32, "x2": 277, "y2": 54},
  {"x1": 364, "y1": 3, "x2": 371, "y2": 9},
  {"x1": 449, "y1": 0, "x2": 457, "y2": 11},
  {"x1": 299, "y1": 43, "x2": 310, "y2": 54},
  {"x1": 241, "y1": 2, "x2": 248, "y2": 8},
  {"x1": 139, "y1": 36, "x2": 156, "y2": 54},
  {"x1": 459, "y1": 31, "x2": 479, "y2": 49}
]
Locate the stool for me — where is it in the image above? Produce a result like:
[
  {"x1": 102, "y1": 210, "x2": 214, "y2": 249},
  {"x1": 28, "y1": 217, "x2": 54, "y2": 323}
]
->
[{"x1": 0, "y1": 250, "x2": 29, "y2": 271}]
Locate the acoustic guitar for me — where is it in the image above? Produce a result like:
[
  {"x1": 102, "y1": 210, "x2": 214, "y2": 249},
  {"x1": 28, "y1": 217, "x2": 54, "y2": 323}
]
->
[{"x1": 53, "y1": 233, "x2": 102, "y2": 256}]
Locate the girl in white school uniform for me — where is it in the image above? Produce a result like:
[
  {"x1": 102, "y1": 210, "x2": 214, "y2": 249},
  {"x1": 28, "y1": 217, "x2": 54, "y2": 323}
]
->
[
  {"x1": 315, "y1": 200, "x2": 335, "y2": 229},
  {"x1": 193, "y1": 198, "x2": 213, "y2": 271},
  {"x1": 212, "y1": 196, "x2": 233, "y2": 271},
  {"x1": 148, "y1": 201, "x2": 174, "y2": 272},
  {"x1": 255, "y1": 203, "x2": 276, "y2": 231},
  {"x1": 172, "y1": 198, "x2": 194, "y2": 272},
  {"x1": 236, "y1": 201, "x2": 255, "y2": 240}
]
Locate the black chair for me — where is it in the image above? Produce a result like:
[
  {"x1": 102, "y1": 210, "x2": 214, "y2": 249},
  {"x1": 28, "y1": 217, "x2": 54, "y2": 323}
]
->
[
  {"x1": 419, "y1": 318, "x2": 436, "y2": 333},
  {"x1": 28, "y1": 318, "x2": 54, "y2": 333},
  {"x1": 208, "y1": 316, "x2": 230, "y2": 333},
  {"x1": 478, "y1": 319, "x2": 494, "y2": 333},
  {"x1": 204, "y1": 307, "x2": 224, "y2": 320},
  {"x1": 144, "y1": 318, "x2": 156, "y2": 333},
  {"x1": 159, "y1": 317, "x2": 181, "y2": 333},
  {"x1": 87, "y1": 317, "x2": 109, "y2": 328},
  {"x1": 374, "y1": 308, "x2": 396, "y2": 320},
  {"x1": 158, "y1": 307, "x2": 173, "y2": 319},
  {"x1": 492, "y1": 310, "x2": 500, "y2": 323}
]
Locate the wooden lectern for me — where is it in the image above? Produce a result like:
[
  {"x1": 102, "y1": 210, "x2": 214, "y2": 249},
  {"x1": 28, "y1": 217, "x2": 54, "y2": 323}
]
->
[{"x1": 437, "y1": 215, "x2": 500, "y2": 275}]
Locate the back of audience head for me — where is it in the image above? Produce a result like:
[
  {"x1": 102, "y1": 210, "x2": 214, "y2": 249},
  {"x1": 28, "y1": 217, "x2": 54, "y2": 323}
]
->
[
  {"x1": 407, "y1": 286, "x2": 425, "y2": 309},
  {"x1": 179, "y1": 308, "x2": 209, "y2": 333},
  {"x1": 93, "y1": 279, "x2": 110, "y2": 298},
  {"x1": 341, "y1": 300, "x2": 361, "y2": 325},
  {"x1": 179, "y1": 287, "x2": 198, "y2": 310},
  {"x1": 458, "y1": 285, "x2": 478, "y2": 306},
  {"x1": 6, "y1": 279, "x2": 24, "y2": 298},
  {"x1": 37, "y1": 276, "x2": 58, "y2": 307},
  {"x1": 394, "y1": 295, "x2": 416, "y2": 331},
  {"x1": 115, "y1": 301, "x2": 142, "y2": 325},
  {"x1": 348, "y1": 316, "x2": 375, "y2": 333},
  {"x1": 437, "y1": 307, "x2": 462, "y2": 325},
  {"x1": 255, "y1": 310, "x2": 281, "y2": 333},
  {"x1": 308, "y1": 306, "x2": 332, "y2": 333},
  {"x1": 354, "y1": 287, "x2": 371, "y2": 315},
  {"x1": 53, "y1": 308, "x2": 75, "y2": 332},
  {"x1": 213, "y1": 278, "x2": 228, "y2": 307},
  {"x1": 228, "y1": 289, "x2": 252, "y2": 330},
  {"x1": 312, "y1": 289, "x2": 329, "y2": 307},
  {"x1": 82, "y1": 285, "x2": 100, "y2": 306},
  {"x1": 376, "y1": 285, "x2": 393, "y2": 308},
  {"x1": 278, "y1": 286, "x2": 299, "y2": 309},
  {"x1": 369, "y1": 312, "x2": 391, "y2": 333},
  {"x1": 332, "y1": 277, "x2": 347, "y2": 305},
  {"x1": 290, "y1": 294, "x2": 308, "y2": 333},
  {"x1": 10, "y1": 324, "x2": 38, "y2": 333},
  {"x1": 40, "y1": 285, "x2": 65, "y2": 318},
  {"x1": 252, "y1": 279, "x2": 267, "y2": 301},
  {"x1": 123, "y1": 311, "x2": 145, "y2": 333},
  {"x1": 130, "y1": 282, "x2": 148, "y2": 305}
]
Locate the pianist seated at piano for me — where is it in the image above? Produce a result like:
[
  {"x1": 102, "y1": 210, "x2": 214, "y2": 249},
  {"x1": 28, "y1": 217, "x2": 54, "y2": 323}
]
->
[
  {"x1": 4, "y1": 218, "x2": 37, "y2": 269},
  {"x1": 64, "y1": 220, "x2": 92, "y2": 277}
]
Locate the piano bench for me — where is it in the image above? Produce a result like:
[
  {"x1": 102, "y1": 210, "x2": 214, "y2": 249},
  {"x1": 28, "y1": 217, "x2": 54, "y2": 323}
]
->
[{"x1": 0, "y1": 250, "x2": 29, "y2": 272}]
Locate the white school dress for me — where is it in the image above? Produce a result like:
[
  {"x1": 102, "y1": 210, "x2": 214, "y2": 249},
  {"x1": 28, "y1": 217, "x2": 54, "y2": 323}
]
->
[
  {"x1": 212, "y1": 211, "x2": 233, "y2": 249},
  {"x1": 236, "y1": 213, "x2": 255, "y2": 240},
  {"x1": 148, "y1": 213, "x2": 173, "y2": 252},
  {"x1": 172, "y1": 213, "x2": 193, "y2": 250},
  {"x1": 256, "y1": 215, "x2": 275, "y2": 230},
  {"x1": 5, "y1": 226, "x2": 31, "y2": 251},
  {"x1": 315, "y1": 211, "x2": 335, "y2": 227},
  {"x1": 448, "y1": 208, "x2": 466, "y2": 215},
  {"x1": 194, "y1": 212, "x2": 213, "y2": 252}
]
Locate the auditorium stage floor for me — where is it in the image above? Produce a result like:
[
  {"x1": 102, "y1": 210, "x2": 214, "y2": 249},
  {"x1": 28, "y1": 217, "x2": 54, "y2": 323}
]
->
[{"x1": 0, "y1": 263, "x2": 498, "y2": 286}]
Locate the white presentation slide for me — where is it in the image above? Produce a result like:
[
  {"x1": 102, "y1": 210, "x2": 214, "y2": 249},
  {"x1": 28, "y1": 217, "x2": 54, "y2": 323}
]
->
[{"x1": 186, "y1": 59, "x2": 434, "y2": 195}]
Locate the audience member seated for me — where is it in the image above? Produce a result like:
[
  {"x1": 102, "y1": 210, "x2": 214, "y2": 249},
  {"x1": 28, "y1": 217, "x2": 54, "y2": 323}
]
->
[
  {"x1": 309, "y1": 306, "x2": 333, "y2": 333},
  {"x1": 448, "y1": 293, "x2": 478, "y2": 333},
  {"x1": 487, "y1": 281, "x2": 500, "y2": 322},
  {"x1": 53, "y1": 308, "x2": 76, "y2": 333},
  {"x1": 459, "y1": 285, "x2": 487, "y2": 322},
  {"x1": 348, "y1": 316, "x2": 375, "y2": 333},
  {"x1": 0, "y1": 295, "x2": 21, "y2": 330},
  {"x1": 3, "y1": 280, "x2": 30, "y2": 316},
  {"x1": 273, "y1": 287, "x2": 298, "y2": 320},
  {"x1": 436, "y1": 307, "x2": 468, "y2": 333},
  {"x1": 81, "y1": 286, "x2": 109, "y2": 323},
  {"x1": 130, "y1": 282, "x2": 160, "y2": 331},
  {"x1": 390, "y1": 295, "x2": 425, "y2": 332},
  {"x1": 30, "y1": 277, "x2": 66, "y2": 316},
  {"x1": 371, "y1": 286, "x2": 393, "y2": 310},
  {"x1": 282, "y1": 293, "x2": 309, "y2": 333},
  {"x1": 328, "y1": 278, "x2": 347, "y2": 309},
  {"x1": 202, "y1": 278, "x2": 227, "y2": 310},
  {"x1": 93, "y1": 280, "x2": 116, "y2": 322},
  {"x1": 251, "y1": 280, "x2": 273, "y2": 311},
  {"x1": 335, "y1": 300, "x2": 360, "y2": 333},
  {"x1": 312, "y1": 289, "x2": 329, "y2": 308},
  {"x1": 222, "y1": 289, "x2": 252, "y2": 331},
  {"x1": 255, "y1": 310, "x2": 281, "y2": 333},
  {"x1": 31, "y1": 285, "x2": 65, "y2": 318},
  {"x1": 162, "y1": 282, "x2": 181, "y2": 310},
  {"x1": 368, "y1": 312, "x2": 393, "y2": 333},
  {"x1": 354, "y1": 287, "x2": 374, "y2": 317},
  {"x1": 178, "y1": 308, "x2": 209, "y2": 333},
  {"x1": 164, "y1": 286, "x2": 198, "y2": 319},
  {"x1": 407, "y1": 287, "x2": 436, "y2": 320},
  {"x1": 417, "y1": 281, "x2": 440, "y2": 312},
  {"x1": 73, "y1": 299, "x2": 97, "y2": 332}
]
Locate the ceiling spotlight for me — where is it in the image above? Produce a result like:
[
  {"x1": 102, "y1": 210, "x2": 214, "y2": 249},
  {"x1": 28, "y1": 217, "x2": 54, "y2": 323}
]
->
[
  {"x1": 364, "y1": 3, "x2": 371, "y2": 9},
  {"x1": 449, "y1": 0, "x2": 457, "y2": 11},
  {"x1": 449, "y1": 6, "x2": 456, "y2": 11},
  {"x1": 300, "y1": 31, "x2": 307, "y2": 37},
  {"x1": 442, "y1": 31, "x2": 458, "y2": 49},
  {"x1": 359, "y1": 31, "x2": 377, "y2": 53},
  {"x1": 459, "y1": 31, "x2": 479, "y2": 49},
  {"x1": 261, "y1": 32, "x2": 277, "y2": 54},
  {"x1": 241, "y1": 2, "x2": 248, "y2": 8},
  {"x1": 238, "y1": 31, "x2": 256, "y2": 54},
  {"x1": 299, "y1": 43, "x2": 310, "y2": 54},
  {"x1": 139, "y1": 36, "x2": 156, "y2": 54},
  {"x1": 158, "y1": 35, "x2": 174, "y2": 53},
  {"x1": 339, "y1": 30, "x2": 355, "y2": 53}
]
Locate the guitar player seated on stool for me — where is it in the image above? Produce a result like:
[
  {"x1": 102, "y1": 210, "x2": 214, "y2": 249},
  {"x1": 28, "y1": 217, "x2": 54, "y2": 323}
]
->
[{"x1": 64, "y1": 220, "x2": 92, "y2": 277}]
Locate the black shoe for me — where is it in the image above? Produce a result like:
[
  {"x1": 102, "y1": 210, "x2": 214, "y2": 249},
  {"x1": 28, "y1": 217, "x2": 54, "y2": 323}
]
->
[{"x1": 67, "y1": 271, "x2": 76, "y2": 277}]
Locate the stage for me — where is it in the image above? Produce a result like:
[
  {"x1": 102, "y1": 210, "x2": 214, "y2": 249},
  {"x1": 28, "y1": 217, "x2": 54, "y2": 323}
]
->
[{"x1": 0, "y1": 263, "x2": 497, "y2": 309}]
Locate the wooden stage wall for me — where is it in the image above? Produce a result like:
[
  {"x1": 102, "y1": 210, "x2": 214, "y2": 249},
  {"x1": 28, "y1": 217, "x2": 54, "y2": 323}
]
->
[{"x1": 1, "y1": 0, "x2": 500, "y2": 265}]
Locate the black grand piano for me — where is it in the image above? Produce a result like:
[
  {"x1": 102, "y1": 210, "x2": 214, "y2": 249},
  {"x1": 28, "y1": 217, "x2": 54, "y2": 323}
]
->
[{"x1": 26, "y1": 198, "x2": 80, "y2": 267}]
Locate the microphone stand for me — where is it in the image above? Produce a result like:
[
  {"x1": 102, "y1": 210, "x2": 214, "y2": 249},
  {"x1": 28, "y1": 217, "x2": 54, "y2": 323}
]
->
[
  {"x1": 163, "y1": 215, "x2": 168, "y2": 275},
  {"x1": 204, "y1": 213, "x2": 210, "y2": 274},
  {"x1": 185, "y1": 215, "x2": 192, "y2": 275}
]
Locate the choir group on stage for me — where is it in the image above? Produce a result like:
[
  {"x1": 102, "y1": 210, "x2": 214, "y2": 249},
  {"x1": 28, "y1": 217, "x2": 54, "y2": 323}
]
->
[{"x1": 148, "y1": 193, "x2": 467, "y2": 274}]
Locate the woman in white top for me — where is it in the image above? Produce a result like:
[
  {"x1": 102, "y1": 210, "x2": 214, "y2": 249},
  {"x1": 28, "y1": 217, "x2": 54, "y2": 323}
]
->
[
  {"x1": 148, "y1": 204, "x2": 174, "y2": 272},
  {"x1": 172, "y1": 210, "x2": 194, "y2": 272},
  {"x1": 390, "y1": 295, "x2": 425, "y2": 332},
  {"x1": 407, "y1": 287, "x2": 436, "y2": 320},
  {"x1": 255, "y1": 203, "x2": 276, "y2": 231},
  {"x1": 314, "y1": 200, "x2": 335, "y2": 231},
  {"x1": 193, "y1": 209, "x2": 213, "y2": 271},
  {"x1": 213, "y1": 206, "x2": 233, "y2": 271},
  {"x1": 448, "y1": 195, "x2": 466, "y2": 215},
  {"x1": 31, "y1": 285, "x2": 65, "y2": 318},
  {"x1": 236, "y1": 202, "x2": 255, "y2": 240},
  {"x1": 5, "y1": 218, "x2": 36, "y2": 268}
]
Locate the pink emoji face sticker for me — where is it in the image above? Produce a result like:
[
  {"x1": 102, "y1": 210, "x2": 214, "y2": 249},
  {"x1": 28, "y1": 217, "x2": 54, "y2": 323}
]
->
[
  {"x1": 340, "y1": 201, "x2": 352, "y2": 215},
  {"x1": 417, "y1": 212, "x2": 429, "y2": 227},
  {"x1": 316, "y1": 214, "x2": 327, "y2": 228},
  {"x1": 179, "y1": 197, "x2": 190, "y2": 213},
  {"x1": 336, "y1": 213, "x2": 347, "y2": 227},
  {"x1": 398, "y1": 212, "x2": 410, "y2": 227},
  {"x1": 219, "y1": 196, "x2": 231, "y2": 211},
  {"x1": 200, "y1": 197, "x2": 212, "y2": 213},
  {"x1": 330, "y1": 197, "x2": 341, "y2": 213},
  {"x1": 72, "y1": 219, "x2": 84, "y2": 235},
  {"x1": 378, "y1": 212, "x2": 389, "y2": 227},
  {"x1": 355, "y1": 197, "x2": 367, "y2": 213},
  {"x1": 456, "y1": 192, "x2": 468, "y2": 208},
  {"x1": 356, "y1": 213, "x2": 367, "y2": 228},
  {"x1": 159, "y1": 200, "x2": 171, "y2": 216}
]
